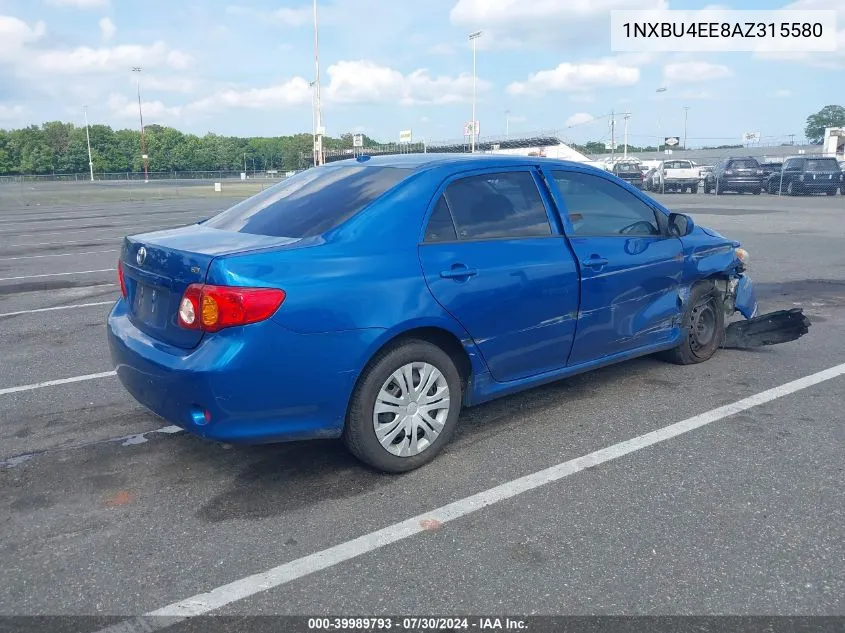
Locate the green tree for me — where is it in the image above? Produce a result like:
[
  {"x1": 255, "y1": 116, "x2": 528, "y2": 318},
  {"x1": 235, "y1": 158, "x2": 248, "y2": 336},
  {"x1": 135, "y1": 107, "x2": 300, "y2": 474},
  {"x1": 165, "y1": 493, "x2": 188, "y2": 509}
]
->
[{"x1": 804, "y1": 105, "x2": 845, "y2": 144}]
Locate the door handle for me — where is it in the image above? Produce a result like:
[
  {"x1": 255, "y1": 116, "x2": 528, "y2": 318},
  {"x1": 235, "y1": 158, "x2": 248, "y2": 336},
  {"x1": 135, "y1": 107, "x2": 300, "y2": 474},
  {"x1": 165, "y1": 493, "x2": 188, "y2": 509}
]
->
[
  {"x1": 581, "y1": 257, "x2": 609, "y2": 268},
  {"x1": 440, "y1": 265, "x2": 478, "y2": 279}
]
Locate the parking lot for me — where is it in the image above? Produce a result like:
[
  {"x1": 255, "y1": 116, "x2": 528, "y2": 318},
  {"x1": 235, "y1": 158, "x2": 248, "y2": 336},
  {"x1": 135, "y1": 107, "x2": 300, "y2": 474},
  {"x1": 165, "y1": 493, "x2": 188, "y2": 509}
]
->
[{"x1": 1, "y1": 184, "x2": 843, "y2": 623}]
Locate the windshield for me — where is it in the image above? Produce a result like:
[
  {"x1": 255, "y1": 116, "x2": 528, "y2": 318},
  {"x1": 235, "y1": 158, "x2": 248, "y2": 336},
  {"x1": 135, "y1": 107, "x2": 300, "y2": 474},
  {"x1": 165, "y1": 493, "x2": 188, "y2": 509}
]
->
[
  {"x1": 729, "y1": 159, "x2": 758, "y2": 169},
  {"x1": 806, "y1": 158, "x2": 840, "y2": 171},
  {"x1": 203, "y1": 165, "x2": 412, "y2": 238}
]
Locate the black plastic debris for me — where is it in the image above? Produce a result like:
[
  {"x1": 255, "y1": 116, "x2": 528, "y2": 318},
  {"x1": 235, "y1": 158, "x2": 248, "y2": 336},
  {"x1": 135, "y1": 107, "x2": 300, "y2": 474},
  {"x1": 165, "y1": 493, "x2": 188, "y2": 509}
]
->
[{"x1": 723, "y1": 308, "x2": 811, "y2": 349}]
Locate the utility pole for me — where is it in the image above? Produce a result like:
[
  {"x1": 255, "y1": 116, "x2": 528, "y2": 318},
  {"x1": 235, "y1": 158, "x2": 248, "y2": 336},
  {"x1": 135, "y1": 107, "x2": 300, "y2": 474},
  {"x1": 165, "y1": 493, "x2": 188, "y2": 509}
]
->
[
  {"x1": 683, "y1": 105, "x2": 690, "y2": 149},
  {"x1": 623, "y1": 112, "x2": 630, "y2": 159},
  {"x1": 83, "y1": 105, "x2": 94, "y2": 181},
  {"x1": 505, "y1": 109, "x2": 510, "y2": 138},
  {"x1": 610, "y1": 110, "x2": 616, "y2": 161},
  {"x1": 469, "y1": 31, "x2": 482, "y2": 153},
  {"x1": 312, "y1": 0, "x2": 324, "y2": 166},
  {"x1": 131, "y1": 67, "x2": 149, "y2": 182},
  {"x1": 788, "y1": 133, "x2": 796, "y2": 145}
]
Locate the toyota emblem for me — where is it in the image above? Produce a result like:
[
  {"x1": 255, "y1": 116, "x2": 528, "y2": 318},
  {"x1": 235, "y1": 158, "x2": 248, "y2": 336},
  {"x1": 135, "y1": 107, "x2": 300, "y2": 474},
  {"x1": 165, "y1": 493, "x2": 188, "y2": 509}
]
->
[{"x1": 136, "y1": 247, "x2": 147, "y2": 266}]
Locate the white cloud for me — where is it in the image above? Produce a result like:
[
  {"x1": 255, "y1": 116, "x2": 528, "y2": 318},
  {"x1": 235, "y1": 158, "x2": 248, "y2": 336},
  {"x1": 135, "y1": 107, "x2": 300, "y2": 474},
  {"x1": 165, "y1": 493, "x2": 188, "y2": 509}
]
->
[
  {"x1": 507, "y1": 59, "x2": 640, "y2": 96},
  {"x1": 663, "y1": 61, "x2": 732, "y2": 83},
  {"x1": 46, "y1": 0, "x2": 109, "y2": 7},
  {"x1": 0, "y1": 103, "x2": 25, "y2": 120},
  {"x1": 429, "y1": 42, "x2": 456, "y2": 56},
  {"x1": 678, "y1": 90, "x2": 714, "y2": 100},
  {"x1": 187, "y1": 78, "x2": 312, "y2": 113},
  {"x1": 565, "y1": 112, "x2": 596, "y2": 127},
  {"x1": 224, "y1": 4, "x2": 310, "y2": 26},
  {"x1": 773, "y1": 89, "x2": 793, "y2": 98},
  {"x1": 450, "y1": 0, "x2": 667, "y2": 48},
  {"x1": 107, "y1": 93, "x2": 182, "y2": 121},
  {"x1": 325, "y1": 60, "x2": 488, "y2": 106},
  {"x1": 98, "y1": 16, "x2": 115, "y2": 41},
  {"x1": 136, "y1": 75, "x2": 200, "y2": 94},
  {"x1": 31, "y1": 41, "x2": 193, "y2": 74},
  {"x1": 0, "y1": 16, "x2": 46, "y2": 62}
]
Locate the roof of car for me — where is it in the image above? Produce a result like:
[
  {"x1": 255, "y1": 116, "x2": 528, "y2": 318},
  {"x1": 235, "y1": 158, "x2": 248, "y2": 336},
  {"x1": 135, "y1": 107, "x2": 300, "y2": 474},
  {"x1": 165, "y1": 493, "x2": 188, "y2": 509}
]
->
[{"x1": 327, "y1": 152, "x2": 594, "y2": 172}]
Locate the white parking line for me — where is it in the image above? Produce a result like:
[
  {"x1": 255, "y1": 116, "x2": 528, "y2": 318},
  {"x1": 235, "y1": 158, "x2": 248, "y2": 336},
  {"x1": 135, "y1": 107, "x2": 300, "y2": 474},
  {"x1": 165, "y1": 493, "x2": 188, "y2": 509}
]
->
[
  {"x1": 0, "y1": 371, "x2": 116, "y2": 396},
  {"x1": 0, "y1": 300, "x2": 116, "y2": 318},
  {"x1": 0, "y1": 249, "x2": 118, "y2": 262},
  {"x1": 94, "y1": 362, "x2": 845, "y2": 633},
  {"x1": 0, "y1": 268, "x2": 114, "y2": 282}
]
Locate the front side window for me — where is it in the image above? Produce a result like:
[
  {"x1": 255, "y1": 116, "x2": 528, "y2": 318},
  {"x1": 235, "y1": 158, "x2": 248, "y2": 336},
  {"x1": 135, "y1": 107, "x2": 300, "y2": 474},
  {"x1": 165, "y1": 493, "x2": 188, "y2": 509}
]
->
[
  {"x1": 551, "y1": 171, "x2": 660, "y2": 237},
  {"x1": 204, "y1": 165, "x2": 411, "y2": 238},
  {"x1": 443, "y1": 171, "x2": 552, "y2": 240}
]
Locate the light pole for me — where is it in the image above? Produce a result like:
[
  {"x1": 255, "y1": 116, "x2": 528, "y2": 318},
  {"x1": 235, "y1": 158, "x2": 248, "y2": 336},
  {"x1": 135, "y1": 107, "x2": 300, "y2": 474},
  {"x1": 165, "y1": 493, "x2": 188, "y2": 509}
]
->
[
  {"x1": 505, "y1": 109, "x2": 510, "y2": 138},
  {"x1": 83, "y1": 105, "x2": 94, "y2": 181},
  {"x1": 623, "y1": 112, "x2": 630, "y2": 159},
  {"x1": 312, "y1": 0, "x2": 324, "y2": 166},
  {"x1": 309, "y1": 79, "x2": 317, "y2": 167},
  {"x1": 469, "y1": 30, "x2": 482, "y2": 153},
  {"x1": 683, "y1": 105, "x2": 690, "y2": 149},
  {"x1": 131, "y1": 67, "x2": 149, "y2": 182}
]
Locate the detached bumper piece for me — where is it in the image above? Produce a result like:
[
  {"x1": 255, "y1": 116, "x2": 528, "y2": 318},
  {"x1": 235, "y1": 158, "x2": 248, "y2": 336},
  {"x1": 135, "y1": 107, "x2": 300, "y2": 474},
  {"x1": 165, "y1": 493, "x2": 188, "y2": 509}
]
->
[{"x1": 723, "y1": 308, "x2": 811, "y2": 349}]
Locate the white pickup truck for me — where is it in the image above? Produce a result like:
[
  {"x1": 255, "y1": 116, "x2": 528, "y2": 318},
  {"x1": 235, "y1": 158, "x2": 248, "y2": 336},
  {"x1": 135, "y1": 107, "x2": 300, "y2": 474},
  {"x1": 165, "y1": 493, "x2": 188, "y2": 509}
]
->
[{"x1": 654, "y1": 159, "x2": 700, "y2": 193}]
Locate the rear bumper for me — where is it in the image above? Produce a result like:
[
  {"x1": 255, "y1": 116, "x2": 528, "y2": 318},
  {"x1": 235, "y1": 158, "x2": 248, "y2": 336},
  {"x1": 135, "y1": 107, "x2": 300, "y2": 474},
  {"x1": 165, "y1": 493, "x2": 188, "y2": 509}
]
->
[
  {"x1": 107, "y1": 299, "x2": 377, "y2": 444},
  {"x1": 718, "y1": 178, "x2": 762, "y2": 189},
  {"x1": 796, "y1": 180, "x2": 840, "y2": 192}
]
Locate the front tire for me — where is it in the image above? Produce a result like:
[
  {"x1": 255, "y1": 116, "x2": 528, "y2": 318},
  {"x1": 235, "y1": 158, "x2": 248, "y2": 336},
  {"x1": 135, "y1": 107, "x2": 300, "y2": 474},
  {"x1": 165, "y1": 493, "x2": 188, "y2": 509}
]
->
[
  {"x1": 343, "y1": 339, "x2": 462, "y2": 473},
  {"x1": 661, "y1": 282, "x2": 725, "y2": 365}
]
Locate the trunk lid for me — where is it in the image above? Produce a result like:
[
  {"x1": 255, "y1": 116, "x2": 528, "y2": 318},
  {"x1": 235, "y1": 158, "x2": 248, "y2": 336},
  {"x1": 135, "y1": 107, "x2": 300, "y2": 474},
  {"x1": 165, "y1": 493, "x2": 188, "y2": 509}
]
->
[{"x1": 121, "y1": 225, "x2": 299, "y2": 348}]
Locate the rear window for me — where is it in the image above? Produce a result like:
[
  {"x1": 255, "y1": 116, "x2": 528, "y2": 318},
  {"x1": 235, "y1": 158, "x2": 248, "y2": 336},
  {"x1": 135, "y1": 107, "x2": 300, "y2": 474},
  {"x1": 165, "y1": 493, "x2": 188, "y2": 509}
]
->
[
  {"x1": 615, "y1": 163, "x2": 639, "y2": 171},
  {"x1": 806, "y1": 158, "x2": 840, "y2": 171},
  {"x1": 203, "y1": 165, "x2": 411, "y2": 238},
  {"x1": 728, "y1": 159, "x2": 759, "y2": 169}
]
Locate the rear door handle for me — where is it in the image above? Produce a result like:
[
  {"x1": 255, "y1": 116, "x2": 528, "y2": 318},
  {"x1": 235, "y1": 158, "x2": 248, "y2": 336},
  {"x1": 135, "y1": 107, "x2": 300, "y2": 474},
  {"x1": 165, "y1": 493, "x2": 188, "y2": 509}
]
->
[
  {"x1": 440, "y1": 265, "x2": 478, "y2": 279},
  {"x1": 581, "y1": 257, "x2": 609, "y2": 268}
]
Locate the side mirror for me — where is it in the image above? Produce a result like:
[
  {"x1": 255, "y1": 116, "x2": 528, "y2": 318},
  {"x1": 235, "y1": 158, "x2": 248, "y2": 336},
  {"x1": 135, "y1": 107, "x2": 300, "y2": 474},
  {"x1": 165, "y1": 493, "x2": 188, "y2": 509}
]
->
[{"x1": 668, "y1": 212, "x2": 694, "y2": 237}]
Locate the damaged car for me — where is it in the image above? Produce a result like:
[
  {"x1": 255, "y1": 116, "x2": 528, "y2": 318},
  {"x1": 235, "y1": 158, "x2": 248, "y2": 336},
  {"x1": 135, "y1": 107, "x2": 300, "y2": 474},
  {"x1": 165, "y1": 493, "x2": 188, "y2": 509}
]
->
[{"x1": 107, "y1": 154, "x2": 810, "y2": 473}]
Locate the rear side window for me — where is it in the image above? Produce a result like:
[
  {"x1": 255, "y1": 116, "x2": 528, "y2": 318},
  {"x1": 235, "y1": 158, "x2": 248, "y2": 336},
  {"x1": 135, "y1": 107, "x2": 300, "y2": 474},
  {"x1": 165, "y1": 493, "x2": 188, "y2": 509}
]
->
[
  {"x1": 728, "y1": 159, "x2": 759, "y2": 169},
  {"x1": 443, "y1": 171, "x2": 551, "y2": 240},
  {"x1": 806, "y1": 158, "x2": 840, "y2": 171},
  {"x1": 203, "y1": 165, "x2": 411, "y2": 238},
  {"x1": 424, "y1": 197, "x2": 457, "y2": 243}
]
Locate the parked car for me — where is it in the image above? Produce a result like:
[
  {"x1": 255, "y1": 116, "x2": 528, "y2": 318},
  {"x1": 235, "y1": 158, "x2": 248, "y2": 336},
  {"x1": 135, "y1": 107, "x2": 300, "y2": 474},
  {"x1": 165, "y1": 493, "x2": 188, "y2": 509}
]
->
[
  {"x1": 651, "y1": 159, "x2": 700, "y2": 193},
  {"x1": 703, "y1": 157, "x2": 764, "y2": 194},
  {"x1": 643, "y1": 167, "x2": 661, "y2": 191},
  {"x1": 107, "y1": 154, "x2": 809, "y2": 473},
  {"x1": 611, "y1": 161, "x2": 644, "y2": 189},
  {"x1": 766, "y1": 156, "x2": 843, "y2": 196}
]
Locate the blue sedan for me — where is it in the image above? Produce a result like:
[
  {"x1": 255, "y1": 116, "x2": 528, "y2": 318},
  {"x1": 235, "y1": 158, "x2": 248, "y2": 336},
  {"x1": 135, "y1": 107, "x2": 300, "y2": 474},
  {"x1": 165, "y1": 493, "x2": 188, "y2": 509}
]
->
[{"x1": 107, "y1": 154, "x2": 809, "y2": 472}]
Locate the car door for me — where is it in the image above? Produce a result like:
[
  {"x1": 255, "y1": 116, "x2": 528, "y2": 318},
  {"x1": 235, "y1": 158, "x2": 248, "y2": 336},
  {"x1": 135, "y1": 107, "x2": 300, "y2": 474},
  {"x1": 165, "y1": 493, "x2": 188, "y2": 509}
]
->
[
  {"x1": 542, "y1": 168, "x2": 684, "y2": 366},
  {"x1": 417, "y1": 168, "x2": 580, "y2": 383}
]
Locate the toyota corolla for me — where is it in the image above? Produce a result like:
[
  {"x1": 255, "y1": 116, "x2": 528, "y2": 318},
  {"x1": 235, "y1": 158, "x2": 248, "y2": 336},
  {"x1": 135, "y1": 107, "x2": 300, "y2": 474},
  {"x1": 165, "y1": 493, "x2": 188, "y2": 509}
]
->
[{"x1": 107, "y1": 154, "x2": 809, "y2": 472}]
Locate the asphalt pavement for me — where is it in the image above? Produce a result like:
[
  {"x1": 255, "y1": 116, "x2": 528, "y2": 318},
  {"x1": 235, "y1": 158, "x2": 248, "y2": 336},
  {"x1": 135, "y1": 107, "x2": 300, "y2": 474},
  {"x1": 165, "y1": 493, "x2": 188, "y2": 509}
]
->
[{"x1": 0, "y1": 187, "x2": 843, "y2": 623}]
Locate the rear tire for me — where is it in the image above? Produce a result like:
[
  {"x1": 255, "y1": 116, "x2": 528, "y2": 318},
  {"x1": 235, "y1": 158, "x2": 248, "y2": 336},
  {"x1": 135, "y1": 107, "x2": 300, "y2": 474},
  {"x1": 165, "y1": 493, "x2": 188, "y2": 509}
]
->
[
  {"x1": 343, "y1": 339, "x2": 462, "y2": 473},
  {"x1": 660, "y1": 282, "x2": 725, "y2": 366}
]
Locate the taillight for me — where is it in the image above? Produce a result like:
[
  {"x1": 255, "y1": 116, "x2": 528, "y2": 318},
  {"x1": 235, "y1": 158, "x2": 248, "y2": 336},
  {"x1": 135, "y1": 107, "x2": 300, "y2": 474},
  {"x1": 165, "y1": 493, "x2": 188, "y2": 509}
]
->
[
  {"x1": 177, "y1": 284, "x2": 285, "y2": 332},
  {"x1": 117, "y1": 260, "x2": 127, "y2": 298}
]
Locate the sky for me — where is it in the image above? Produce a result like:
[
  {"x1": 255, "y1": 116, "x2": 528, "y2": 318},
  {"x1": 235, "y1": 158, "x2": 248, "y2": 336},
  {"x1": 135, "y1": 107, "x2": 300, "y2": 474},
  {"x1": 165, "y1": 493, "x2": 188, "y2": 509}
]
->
[{"x1": 0, "y1": 0, "x2": 843, "y2": 147}]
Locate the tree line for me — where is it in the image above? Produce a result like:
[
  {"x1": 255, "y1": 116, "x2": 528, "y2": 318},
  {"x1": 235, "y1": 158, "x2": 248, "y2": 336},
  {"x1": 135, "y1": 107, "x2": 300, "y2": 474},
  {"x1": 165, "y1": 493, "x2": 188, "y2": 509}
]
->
[
  {"x1": 0, "y1": 122, "x2": 375, "y2": 176},
  {"x1": 1, "y1": 105, "x2": 841, "y2": 176}
]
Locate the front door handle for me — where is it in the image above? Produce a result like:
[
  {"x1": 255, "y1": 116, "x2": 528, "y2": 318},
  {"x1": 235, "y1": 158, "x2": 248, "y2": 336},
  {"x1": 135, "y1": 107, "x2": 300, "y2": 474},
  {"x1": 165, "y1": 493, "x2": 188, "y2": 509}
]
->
[
  {"x1": 440, "y1": 265, "x2": 478, "y2": 279},
  {"x1": 581, "y1": 257, "x2": 609, "y2": 268}
]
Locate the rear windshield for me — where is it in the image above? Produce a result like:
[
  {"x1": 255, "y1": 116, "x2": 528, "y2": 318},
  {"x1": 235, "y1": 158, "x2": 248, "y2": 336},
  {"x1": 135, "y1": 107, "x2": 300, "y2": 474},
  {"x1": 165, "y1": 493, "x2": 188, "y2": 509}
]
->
[
  {"x1": 806, "y1": 158, "x2": 840, "y2": 171},
  {"x1": 203, "y1": 165, "x2": 411, "y2": 238},
  {"x1": 615, "y1": 163, "x2": 639, "y2": 171},
  {"x1": 729, "y1": 159, "x2": 758, "y2": 169}
]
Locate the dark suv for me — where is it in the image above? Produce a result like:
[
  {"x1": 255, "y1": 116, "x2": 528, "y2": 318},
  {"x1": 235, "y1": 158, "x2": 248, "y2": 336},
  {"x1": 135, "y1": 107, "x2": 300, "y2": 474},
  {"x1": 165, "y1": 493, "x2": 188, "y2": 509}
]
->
[
  {"x1": 766, "y1": 156, "x2": 842, "y2": 196},
  {"x1": 703, "y1": 157, "x2": 764, "y2": 194},
  {"x1": 611, "y1": 161, "x2": 644, "y2": 189}
]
